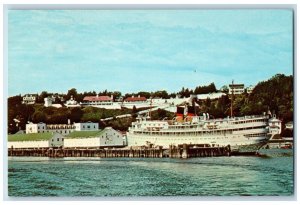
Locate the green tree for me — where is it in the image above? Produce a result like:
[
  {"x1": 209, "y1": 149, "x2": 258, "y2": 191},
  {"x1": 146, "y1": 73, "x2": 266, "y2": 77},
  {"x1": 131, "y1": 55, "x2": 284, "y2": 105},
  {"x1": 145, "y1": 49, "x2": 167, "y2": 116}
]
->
[
  {"x1": 66, "y1": 88, "x2": 78, "y2": 101},
  {"x1": 69, "y1": 107, "x2": 84, "y2": 123},
  {"x1": 32, "y1": 111, "x2": 46, "y2": 123}
]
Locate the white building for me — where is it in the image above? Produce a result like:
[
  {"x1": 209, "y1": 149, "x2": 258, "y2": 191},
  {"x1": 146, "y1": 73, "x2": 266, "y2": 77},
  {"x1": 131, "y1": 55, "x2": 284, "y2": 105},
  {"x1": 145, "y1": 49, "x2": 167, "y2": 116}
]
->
[
  {"x1": 74, "y1": 122, "x2": 99, "y2": 131},
  {"x1": 25, "y1": 122, "x2": 99, "y2": 135},
  {"x1": 8, "y1": 128, "x2": 124, "y2": 149},
  {"x1": 44, "y1": 97, "x2": 63, "y2": 108},
  {"x1": 8, "y1": 132, "x2": 64, "y2": 149},
  {"x1": 246, "y1": 85, "x2": 255, "y2": 94},
  {"x1": 122, "y1": 95, "x2": 150, "y2": 108},
  {"x1": 99, "y1": 127, "x2": 124, "y2": 147},
  {"x1": 64, "y1": 127, "x2": 125, "y2": 148},
  {"x1": 48, "y1": 133, "x2": 64, "y2": 147},
  {"x1": 46, "y1": 124, "x2": 75, "y2": 135},
  {"x1": 65, "y1": 95, "x2": 80, "y2": 107},
  {"x1": 229, "y1": 84, "x2": 245, "y2": 95},
  {"x1": 197, "y1": 92, "x2": 226, "y2": 100},
  {"x1": 44, "y1": 97, "x2": 53, "y2": 107},
  {"x1": 26, "y1": 122, "x2": 47, "y2": 134},
  {"x1": 22, "y1": 94, "x2": 37, "y2": 104},
  {"x1": 80, "y1": 95, "x2": 121, "y2": 109}
]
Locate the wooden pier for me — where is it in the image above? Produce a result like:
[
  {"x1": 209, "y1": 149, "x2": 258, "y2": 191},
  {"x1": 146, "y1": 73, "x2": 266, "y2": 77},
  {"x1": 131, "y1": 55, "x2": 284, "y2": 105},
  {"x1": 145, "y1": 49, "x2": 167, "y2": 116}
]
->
[{"x1": 8, "y1": 144, "x2": 231, "y2": 159}]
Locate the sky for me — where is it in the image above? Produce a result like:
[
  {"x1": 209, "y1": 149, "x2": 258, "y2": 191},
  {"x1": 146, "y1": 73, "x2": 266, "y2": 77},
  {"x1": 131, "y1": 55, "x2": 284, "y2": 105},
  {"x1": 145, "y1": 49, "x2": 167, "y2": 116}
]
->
[{"x1": 7, "y1": 10, "x2": 293, "y2": 96}]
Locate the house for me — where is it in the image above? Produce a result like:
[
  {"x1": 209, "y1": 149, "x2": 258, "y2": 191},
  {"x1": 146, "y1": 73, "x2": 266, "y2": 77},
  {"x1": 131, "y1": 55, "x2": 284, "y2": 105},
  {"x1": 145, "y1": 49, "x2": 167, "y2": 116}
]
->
[
  {"x1": 122, "y1": 95, "x2": 149, "y2": 108},
  {"x1": 48, "y1": 133, "x2": 64, "y2": 147},
  {"x1": 74, "y1": 122, "x2": 99, "y2": 131},
  {"x1": 26, "y1": 122, "x2": 47, "y2": 134},
  {"x1": 22, "y1": 94, "x2": 37, "y2": 104},
  {"x1": 44, "y1": 97, "x2": 62, "y2": 108},
  {"x1": 124, "y1": 95, "x2": 147, "y2": 103},
  {"x1": 81, "y1": 95, "x2": 113, "y2": 106},
  {"x1": 8, "y1": 132, "x2": 63, "y2": 149},
  {"x1": 80, "y1": 94, "x2": 121, "y2": 109},
  {"x1": 63, "y1": 127, "x2": 125, "y2": 148},
  {"x1": 98, "y1": 127, "x2": 125, "y2": 147}
]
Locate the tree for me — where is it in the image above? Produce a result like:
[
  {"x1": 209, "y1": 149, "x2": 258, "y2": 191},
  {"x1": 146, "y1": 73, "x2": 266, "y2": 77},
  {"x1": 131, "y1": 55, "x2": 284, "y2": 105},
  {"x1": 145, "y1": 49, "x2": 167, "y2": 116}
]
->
[
  {"x1": 66, "y1": 88, "x2": 78, "y2": 101},
  {"x1": 36, "y1": 91, "x2": 48, "y2": 103},
  {"x1": 220, "y1": 85, "x2": 229, "y2": 93},
  {"x1": 32, "y1": 111, "x2": 46, "y2": 123},
  {"x1": 69, "y1": 107, "x2": 84, "y2": 123},
  {"x1": 132, "y1": 105, "x2": 138, "y2": 118}
]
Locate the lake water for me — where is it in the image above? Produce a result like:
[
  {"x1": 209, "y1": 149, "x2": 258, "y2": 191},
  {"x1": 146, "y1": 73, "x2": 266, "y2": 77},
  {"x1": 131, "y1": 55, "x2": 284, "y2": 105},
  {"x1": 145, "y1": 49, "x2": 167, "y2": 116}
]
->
[{"x1": 7, "y1": 149, "x2": 294, "y2": 197}]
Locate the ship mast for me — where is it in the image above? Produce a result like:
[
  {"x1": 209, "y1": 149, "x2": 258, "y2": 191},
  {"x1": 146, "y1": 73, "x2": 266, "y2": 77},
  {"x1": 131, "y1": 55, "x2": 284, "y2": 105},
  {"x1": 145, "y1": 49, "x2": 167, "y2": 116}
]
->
[
  {"x1": 149, "y1": 97, "x2": 152, "y2": 119},
  {"x1": 230, "y1": 80, "x2": 234, "y2": 118}
]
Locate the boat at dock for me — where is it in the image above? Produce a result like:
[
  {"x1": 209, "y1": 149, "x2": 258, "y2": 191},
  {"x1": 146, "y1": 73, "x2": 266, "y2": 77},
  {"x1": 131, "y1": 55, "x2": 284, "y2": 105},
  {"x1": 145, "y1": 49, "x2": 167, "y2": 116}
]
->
[{"x1": 126, "y1": 109, "x2": 282, "y2": 153}]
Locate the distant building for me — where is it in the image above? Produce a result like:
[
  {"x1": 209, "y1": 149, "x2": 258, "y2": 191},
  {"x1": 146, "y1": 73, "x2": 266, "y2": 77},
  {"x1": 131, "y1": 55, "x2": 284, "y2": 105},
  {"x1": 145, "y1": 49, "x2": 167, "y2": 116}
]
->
[
  {"x1": 8, "y1": 128, "x2": 125, "y2": 149},
  {"x1": 46, "y1": 124, "x2": 75, "y2": 135},
  {"x1": 229, "y1": 84, "x2": 245, "y2": 95},
  {"x1": 25, "y1": 122, "x2": 99, "y2": 135},
  {"x1": 51, "y1": 94, "x2": 65, "y2": 102},
  {"x1": 63, "y1": 127, "x2": 125, "y2": 148},
  {"x1": 22, "y1": 94, "x2": 37, "y2": 104},
  {"x1": 246, "y1": 85, "x2": 254, "y2": 94},
  {"x1": 197, "y1": 92, "x2": 226, "y2": 100},
  {"x1": 26, "y1": 122, "x2": 46, "y2": 134},
  {"x1": 99, "y1": 127, "x2": 125, "y2": 147},
  {"x1": 48, "y1": 133, "x2": 64, "y2": 147},
  {"x1": 124, "y1": 95, "x2": 147, "y2": 103},
  {"x1": 122, "y1": 95, "x2": 149, "y2": 109},
  {"x1": 74, "y1": 122, "x2": 99, "y2": 131},
  {"x1": 65, "y1": 95, "x2": 80, "y2": 108},
  {"x1": 44, "y1": 97, "x2": 62, "y2": 108},
  {"x1": 81, "y1": 95, "x2": 113, "y2": 106},
  {"x1": 44, "y1": 97, "x2": 53, "y2": 107}
]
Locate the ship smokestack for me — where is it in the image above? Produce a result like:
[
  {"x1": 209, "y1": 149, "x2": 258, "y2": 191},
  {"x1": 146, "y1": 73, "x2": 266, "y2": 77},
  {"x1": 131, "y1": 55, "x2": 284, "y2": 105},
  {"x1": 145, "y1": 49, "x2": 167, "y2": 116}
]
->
[{"x1": 176, "y1": 107, "x2": 184, "y2": 122}]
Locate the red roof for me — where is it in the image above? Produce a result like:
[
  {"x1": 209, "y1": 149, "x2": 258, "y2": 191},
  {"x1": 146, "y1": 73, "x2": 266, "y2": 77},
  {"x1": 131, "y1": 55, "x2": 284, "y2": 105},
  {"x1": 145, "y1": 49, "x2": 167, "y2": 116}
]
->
[
  {"x1": 124, "y1": 97, "x2": 147, "y2": 102},
  {"x1": 83, "y1": 96, "x2": 112, "y2": 102}
]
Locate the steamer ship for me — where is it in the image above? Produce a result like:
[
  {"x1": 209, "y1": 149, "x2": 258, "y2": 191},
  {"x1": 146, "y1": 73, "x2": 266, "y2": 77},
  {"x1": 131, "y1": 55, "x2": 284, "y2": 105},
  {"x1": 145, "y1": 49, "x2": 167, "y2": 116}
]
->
[{"x1": 126, "y1": 109, "x2": 281, "y2": 152}]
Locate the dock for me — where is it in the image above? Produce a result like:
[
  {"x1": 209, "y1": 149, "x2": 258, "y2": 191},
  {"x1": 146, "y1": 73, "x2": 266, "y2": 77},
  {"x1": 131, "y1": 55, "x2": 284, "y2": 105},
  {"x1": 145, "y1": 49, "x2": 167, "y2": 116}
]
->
[{"x1": 8, "y1": 144, "x2": 232, "y2": 159}]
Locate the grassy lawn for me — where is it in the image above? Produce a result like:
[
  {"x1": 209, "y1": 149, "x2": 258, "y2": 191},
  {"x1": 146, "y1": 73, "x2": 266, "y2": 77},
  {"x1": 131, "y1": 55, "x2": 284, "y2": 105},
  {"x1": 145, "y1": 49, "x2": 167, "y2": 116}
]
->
[
  {"x1": 65, "y1": 130, "x2": 103, "y2": 139},
  {"x1": 8, "y1": 133, "x2": 53, "y2": 142}
]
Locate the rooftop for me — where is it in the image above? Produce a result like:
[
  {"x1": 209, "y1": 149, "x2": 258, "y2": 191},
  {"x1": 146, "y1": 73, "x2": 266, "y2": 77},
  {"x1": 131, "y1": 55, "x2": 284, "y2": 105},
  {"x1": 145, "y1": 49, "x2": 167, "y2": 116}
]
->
[
  {"x1": 8, "y1": 133, "x2": 53, "y2": 142},
  {"x1": 64, "y1": 130, "x2": 104, "y2": 139},
  {"x1": 124, "y1": 96, "x2": 147, "y2": 102},
  {"x1": 83, "y1": 96, "x2": 112, "y2": 102}
]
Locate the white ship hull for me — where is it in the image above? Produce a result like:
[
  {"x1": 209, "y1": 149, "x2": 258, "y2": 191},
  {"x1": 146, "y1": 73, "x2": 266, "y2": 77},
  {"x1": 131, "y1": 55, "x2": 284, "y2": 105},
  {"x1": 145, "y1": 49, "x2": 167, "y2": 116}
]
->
[{"x1": 126, "y1": 132, "x2": 269, "y2": 152}]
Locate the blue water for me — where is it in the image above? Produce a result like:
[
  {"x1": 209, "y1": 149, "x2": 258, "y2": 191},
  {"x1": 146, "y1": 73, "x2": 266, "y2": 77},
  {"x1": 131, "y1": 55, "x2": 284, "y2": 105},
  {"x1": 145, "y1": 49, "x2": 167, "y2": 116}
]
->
[{"x1": 8, "y1": 149, "x2": 294, "y2": 197}]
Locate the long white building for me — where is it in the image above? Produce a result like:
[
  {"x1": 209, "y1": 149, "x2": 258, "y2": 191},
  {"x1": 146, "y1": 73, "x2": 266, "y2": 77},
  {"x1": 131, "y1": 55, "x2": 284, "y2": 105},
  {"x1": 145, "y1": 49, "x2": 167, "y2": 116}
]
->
[
  {"x1": 26, "y1": 121, "x2": 99, "y2": 135},
  {"x1": 9, "y1": 128, "x2": 125, "y2": 149}
]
